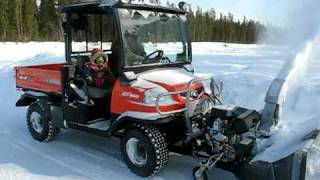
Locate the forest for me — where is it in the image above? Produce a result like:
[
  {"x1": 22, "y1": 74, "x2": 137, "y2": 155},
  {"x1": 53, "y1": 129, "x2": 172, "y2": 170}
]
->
[{"x1": 0, "y1": 0, "x2": 265, "y2": 43}]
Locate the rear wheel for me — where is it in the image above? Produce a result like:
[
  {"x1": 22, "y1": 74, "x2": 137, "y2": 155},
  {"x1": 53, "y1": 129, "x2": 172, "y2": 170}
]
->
[
  {"x1": 27, "y1": 102, "x2": 60, "y2": 142},
  {"x1": 121, "y1": 124, "x2": 169, "y2": 177}
]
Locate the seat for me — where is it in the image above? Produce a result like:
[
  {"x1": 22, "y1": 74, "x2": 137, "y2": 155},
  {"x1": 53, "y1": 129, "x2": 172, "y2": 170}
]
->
[
  {"x1": 73, "y1": 53, "x2": 114, "y2": 99},
  {"x1": 87, "y1": 86, "x2": 112, "y2": 99},
  {"x1": 76, "y1": 56, "x2": 90, "y2": 76}
]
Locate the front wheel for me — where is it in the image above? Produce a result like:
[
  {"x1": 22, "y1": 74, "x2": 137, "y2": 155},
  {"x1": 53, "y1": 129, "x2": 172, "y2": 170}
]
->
[
  {"x1": 27, "y1": 102, "x2": 60, "y2": 142},
  {"x1": 121, "y1": 124, "x2": 169, "y2": 177}
]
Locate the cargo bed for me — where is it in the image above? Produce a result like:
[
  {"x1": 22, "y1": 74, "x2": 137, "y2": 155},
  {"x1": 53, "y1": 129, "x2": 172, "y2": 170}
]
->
[{"x1": 15, "y1": 63, "x2": 66, "y2": 94}]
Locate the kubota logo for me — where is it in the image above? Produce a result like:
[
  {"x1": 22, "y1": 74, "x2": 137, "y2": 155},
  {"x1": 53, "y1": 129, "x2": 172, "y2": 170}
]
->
[
  {"x1": 121, "y1": 92, "x2": 140, "y2": 99},
  {"x1": 18, "y1": 75, "x2": 29, "y2": 80}
]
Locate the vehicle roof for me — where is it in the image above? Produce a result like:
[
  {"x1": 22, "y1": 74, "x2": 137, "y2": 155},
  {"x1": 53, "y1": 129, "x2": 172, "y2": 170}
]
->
[{"x1": 62, "y1": 1, "x2": 186, "y2": 14}]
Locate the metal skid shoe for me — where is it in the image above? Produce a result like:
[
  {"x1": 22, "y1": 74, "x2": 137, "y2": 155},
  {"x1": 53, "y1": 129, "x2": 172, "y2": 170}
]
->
[{"x1": 193, "y1": 153, "x2": 224, "y2": 180}]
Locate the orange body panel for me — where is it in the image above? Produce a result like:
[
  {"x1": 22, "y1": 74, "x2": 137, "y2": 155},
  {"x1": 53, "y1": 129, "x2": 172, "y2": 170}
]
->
[
  {"x1": 15, "y1": 63, "x2": 202, "y2": 117},
  {"x1": 15, "y1": 64, "x2": 65, "y2": 94},
  {"x1": 111, "y1": 80, "x2": 201, "y2": 115}
]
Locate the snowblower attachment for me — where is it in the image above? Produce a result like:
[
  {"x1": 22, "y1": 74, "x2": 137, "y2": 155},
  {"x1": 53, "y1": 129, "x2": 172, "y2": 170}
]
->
[
  {"x1": 189, "y1": 76, "x2": 320, "y2": 180},
  {"x1": 239, "y1": 48, "x2": 320, "y2": 180},
  {"x1": 231, "y1": 130, "x2": 320, "y2": 180},
  {"x1": 193, "y1": 119, "x2": 320, "y2": 180}
]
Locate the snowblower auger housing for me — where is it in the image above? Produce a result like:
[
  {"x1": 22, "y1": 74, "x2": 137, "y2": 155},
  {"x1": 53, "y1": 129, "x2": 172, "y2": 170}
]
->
[{"x1": 14, "y1": 1, "x2": 317, "y2": 179}]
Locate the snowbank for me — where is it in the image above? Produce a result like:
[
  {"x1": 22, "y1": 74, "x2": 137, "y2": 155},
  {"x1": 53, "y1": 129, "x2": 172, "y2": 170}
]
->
[{"x1": 0, "y1": 42, "x2": 64, "y2": 62}]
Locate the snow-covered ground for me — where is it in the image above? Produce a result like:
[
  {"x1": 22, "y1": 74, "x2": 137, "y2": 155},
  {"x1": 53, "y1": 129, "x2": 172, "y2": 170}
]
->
[{"x1": 0, "y1": 42, "x2": 319, "y2": 179}]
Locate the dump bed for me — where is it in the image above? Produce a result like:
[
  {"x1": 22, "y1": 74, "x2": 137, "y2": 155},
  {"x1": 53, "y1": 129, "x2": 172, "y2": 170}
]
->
[{"x1": 15, "y1": 64, "x2": 66, "y2": 95}]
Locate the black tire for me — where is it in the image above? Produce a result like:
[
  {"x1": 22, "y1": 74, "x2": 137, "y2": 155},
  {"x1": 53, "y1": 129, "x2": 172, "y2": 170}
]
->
[
  {"x1": 121, "y1": 124, "x2": 169, "y2": 177},
  {"x1": 193, "y1": 167, "x2": 208, "y2": 180},
  {"x1": 27, "y1": 102, "x2": 60, "y2": 142}
]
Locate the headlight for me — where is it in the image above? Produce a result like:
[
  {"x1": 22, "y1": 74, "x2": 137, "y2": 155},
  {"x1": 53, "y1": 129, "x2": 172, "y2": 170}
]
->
[
  {"x1": 144, "y1": 88, "x2": 177, "y2": 105},
  {"x1": 191, "y1": 89, "x2": 204, "y2": 99},
  {"x1": 180, "y1": 88, "x2": 204, "y2": 99}
]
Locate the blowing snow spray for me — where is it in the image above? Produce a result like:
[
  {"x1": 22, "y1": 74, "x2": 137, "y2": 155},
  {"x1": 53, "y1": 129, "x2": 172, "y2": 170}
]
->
[{"x1": 253, "y1": 0, "x2": 320, "y2": 178}]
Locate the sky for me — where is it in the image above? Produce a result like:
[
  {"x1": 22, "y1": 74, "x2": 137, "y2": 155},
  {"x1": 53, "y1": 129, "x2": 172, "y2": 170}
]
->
[
  {"x1": 169, "y1": 0, "x2": 290, "y2": 25},
  {"x1": 36, "y1": 0, "x2": 288, "y2": 25}
]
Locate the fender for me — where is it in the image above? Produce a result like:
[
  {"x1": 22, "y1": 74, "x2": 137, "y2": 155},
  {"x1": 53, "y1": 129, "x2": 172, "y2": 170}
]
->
[
  {"x1": 16, "y1": 91, "x2": 48, "y2": 107},
  {"x1": 111, "y1": 113, "x2": 175, "y2": 133},
  {"x1": 16, "y1": 91, "x2": 65, "y2": 128}
]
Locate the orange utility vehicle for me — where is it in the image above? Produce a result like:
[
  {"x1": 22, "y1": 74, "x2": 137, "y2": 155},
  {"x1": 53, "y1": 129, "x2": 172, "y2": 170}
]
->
[{"x1": 15, "y1": 1, "x2": 313, "y2": 180}]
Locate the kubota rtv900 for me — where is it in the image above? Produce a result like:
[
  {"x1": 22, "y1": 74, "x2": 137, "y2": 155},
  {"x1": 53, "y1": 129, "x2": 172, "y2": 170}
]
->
[{"x1": 15, "y1": 1, "x2": 315, "y2": 180}]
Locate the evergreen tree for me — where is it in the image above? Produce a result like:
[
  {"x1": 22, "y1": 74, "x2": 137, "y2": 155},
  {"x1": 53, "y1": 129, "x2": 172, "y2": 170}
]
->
[
  {"x1": 58, "y1": 0, "x2": 77, "y2": 8},
  {"x1": 0, "y1": 1, "x2": 267, "y2": 43},
  {"x1": 39, "y1": 0, "x2": 63, "y2": 41},
  {"x1": 240, "y1": 16, "x2": 247, "y2": 43},
  {"x1": 21, "y1": 0, "x2": 38, "y2": 41},
  {"x1": 0, "y1": 0, "x2": 9, "y2": 41},
  {"x1": 7, "y1": 0, "x2": 21, "y2": 41}
]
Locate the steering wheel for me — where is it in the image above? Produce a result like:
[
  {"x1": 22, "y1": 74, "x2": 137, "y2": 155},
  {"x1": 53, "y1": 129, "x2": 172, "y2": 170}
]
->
[{"x1": 143, "y1": 50, "x2": 164, "y2": 64}]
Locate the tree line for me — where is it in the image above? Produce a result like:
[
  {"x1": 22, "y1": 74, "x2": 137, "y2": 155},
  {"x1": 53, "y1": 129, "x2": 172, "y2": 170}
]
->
[
  {"x1": 0, "y1": 0, "x2": 265, "y2": 43},
  {"x1": 187, "y1": 8, "x2": 265, "y2": 43},
  {"x1": 0, "y1": 0, "x2": 75, "y2": 42}
]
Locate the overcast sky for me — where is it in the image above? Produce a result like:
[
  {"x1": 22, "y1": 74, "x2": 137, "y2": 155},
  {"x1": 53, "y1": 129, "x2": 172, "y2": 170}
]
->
[{"x1": 169, "y1": 0, "x2": 290, "y2": 25}]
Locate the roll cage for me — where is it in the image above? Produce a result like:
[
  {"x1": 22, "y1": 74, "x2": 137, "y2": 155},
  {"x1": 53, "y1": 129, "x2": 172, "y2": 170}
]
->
[{"x1": 62, "y1": 1, "x2": 192, "y2": 76}]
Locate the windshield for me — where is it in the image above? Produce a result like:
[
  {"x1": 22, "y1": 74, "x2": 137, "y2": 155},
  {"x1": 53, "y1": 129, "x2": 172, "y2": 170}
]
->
[{"x1": 118, "y1": 9, "x2": 191, "y2": 67}]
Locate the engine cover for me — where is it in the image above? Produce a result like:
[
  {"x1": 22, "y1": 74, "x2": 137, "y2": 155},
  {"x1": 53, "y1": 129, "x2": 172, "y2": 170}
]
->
[{"x1": 211, "y1": 105, "x2": 261, "y2": 134}]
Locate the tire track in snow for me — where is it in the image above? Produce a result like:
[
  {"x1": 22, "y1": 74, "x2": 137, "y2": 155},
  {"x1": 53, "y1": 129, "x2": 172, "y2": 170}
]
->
[
  {"x1": 2, "y1": 135, "x2": 136, "y2": 180},
  {"x1": 0, "y1": 137, "x2": 92, "y2": 179}
]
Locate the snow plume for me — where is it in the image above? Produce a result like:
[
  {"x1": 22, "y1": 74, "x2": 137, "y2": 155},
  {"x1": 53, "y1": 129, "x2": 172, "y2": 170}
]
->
[
  {"x1": 280, "y1": 0, "x2": 320, "y2": 46},
  {"x1": 262, "y1": 0, "x2": 320, "y2": 46},
  {"x1": 271, "y1": 0, "x2": 320, "y2": 126},
  {"x1": 253, "y1": 0, "x2": 320, "y2": 173},
  {"x1": 267, "y1": 0, "x2": 320, "y2": 100},
  {"x1": 261, "y1": 0, "x2": 320, "y2": 125}
]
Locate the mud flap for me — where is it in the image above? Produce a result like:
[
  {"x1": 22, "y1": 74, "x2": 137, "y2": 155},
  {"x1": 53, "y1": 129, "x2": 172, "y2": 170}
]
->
[{"x1": 232, "y1": 130, "x2": 320, "y2": 180}]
